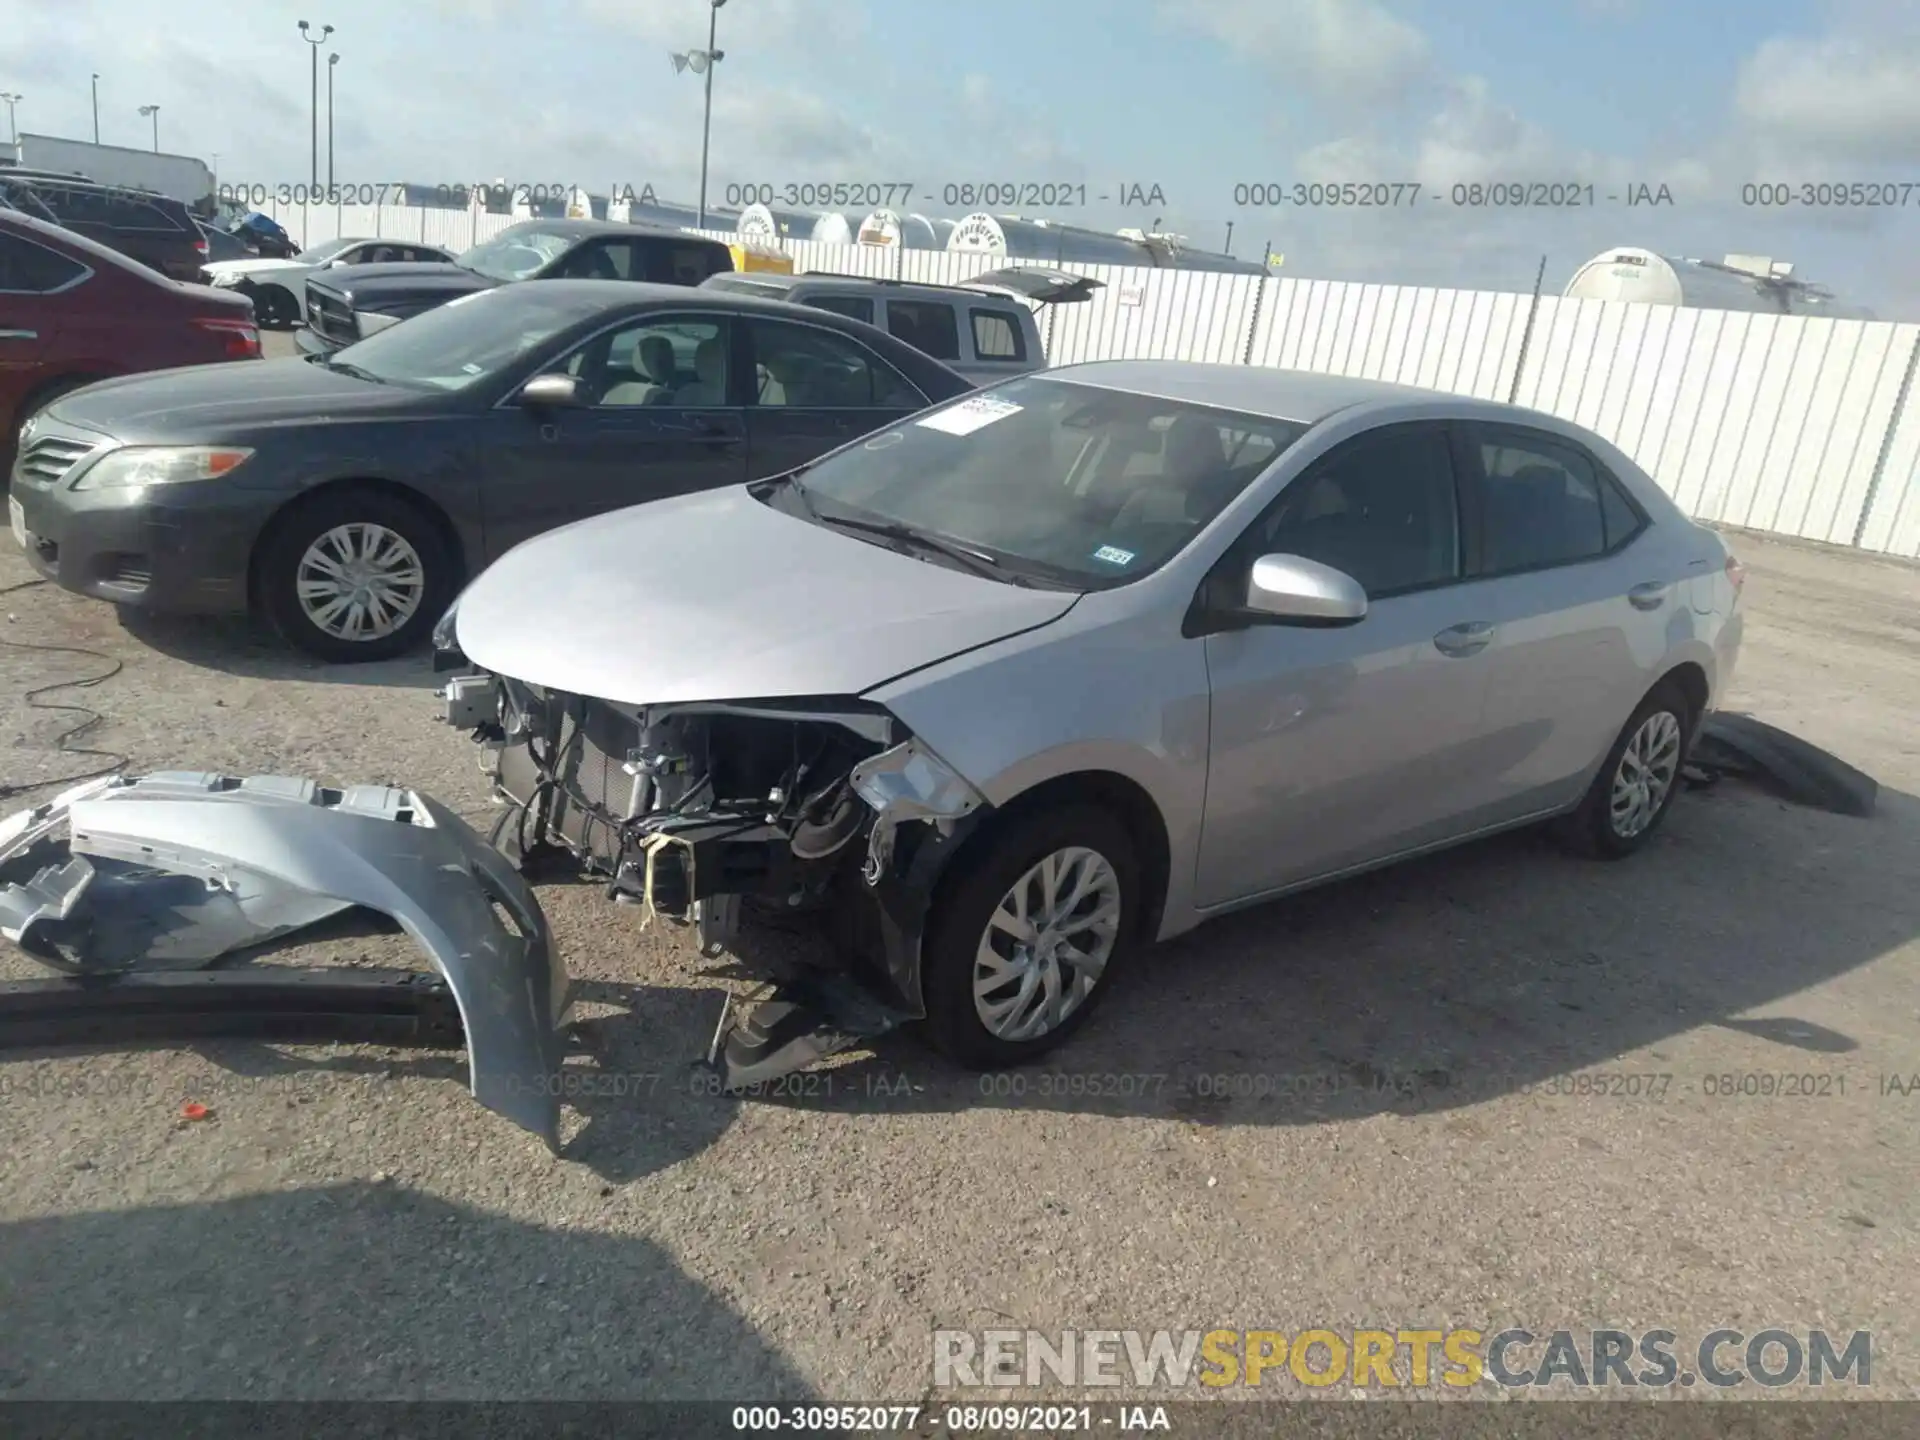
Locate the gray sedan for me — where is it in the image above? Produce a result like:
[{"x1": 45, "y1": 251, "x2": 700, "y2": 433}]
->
[{"x1": 435, "y1": 361, "x2": 1746, "y2": 1085}]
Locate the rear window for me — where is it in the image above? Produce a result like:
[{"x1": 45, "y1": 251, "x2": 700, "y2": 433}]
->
[
  {"x1": 644, "y1": 242, "x2": 731, "y2": 284},
  {"x1": 885, "y1": 300, "x2": 961, "y2": 361},
  {"x1": 0, "y1": 233, "x2": 89, "y2": 292},
  {"x1": 971, "y1": 308, "x2": 1026, "y2": 362}
]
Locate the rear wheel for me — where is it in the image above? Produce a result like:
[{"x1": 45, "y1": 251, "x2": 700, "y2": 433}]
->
[
  {"x1": 1554, "y1": 680, "x2": 1693, "y2": 858},
  {"x1": 921, "y1": 805, "x2": 1141, "y2": 1068},
  {"x1": 256, "y1": 487, "x2": 455, "y2": 662}
]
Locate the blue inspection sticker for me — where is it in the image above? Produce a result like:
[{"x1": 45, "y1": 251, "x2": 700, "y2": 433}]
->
[{"x1": 1091, "y1": 545, "x2": 1137, "y2": 567}]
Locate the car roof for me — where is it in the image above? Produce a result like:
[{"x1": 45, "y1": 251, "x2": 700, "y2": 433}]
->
[
  {"x1": 497, "y1": 218, "x2": 727, "y2": 243},
  {"x1": 708, "y1": 272, "x2": 1025, "y2": 304}
]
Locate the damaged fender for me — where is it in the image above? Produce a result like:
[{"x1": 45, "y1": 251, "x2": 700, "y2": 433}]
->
[{"x1": 0, "y1": 772, "x2": 574, "y2": 1149}]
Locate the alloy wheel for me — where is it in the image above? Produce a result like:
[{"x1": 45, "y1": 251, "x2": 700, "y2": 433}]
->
[
  {"x1": 972, "y1": 845, "x2": 1123, "y2": 1042},
  {"x1": 1610, "y1": 709, "x2": 1682, "y2": 839}
]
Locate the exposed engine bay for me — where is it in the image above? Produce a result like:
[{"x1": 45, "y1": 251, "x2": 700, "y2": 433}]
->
[{"x1": 442, "y1": 671, "x2": 990, "y2": 1087}]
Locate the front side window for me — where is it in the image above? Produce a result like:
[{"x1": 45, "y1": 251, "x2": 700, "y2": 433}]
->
[
  {"x1": 1475, "y1": 428, "x2": 1610, "y2": 574},
  {"x1": 1251, "y1": 424, "x2": 1461, "y2": 597},
  {"x1": 293, "y1": 237, "x2": 358, "y2": 265},
  {"x1": 803, "y1": 294, "x2": 876, "y2": 326},
  {"x1": 747, "y1": 319, "x2": 924, "y2": 408},
  {"x1": 562, "y1": 316, "x2": 732, "y2": 407},
  {"x1": 770, "y1": 375, "x2": 1308, "y2": 587}
]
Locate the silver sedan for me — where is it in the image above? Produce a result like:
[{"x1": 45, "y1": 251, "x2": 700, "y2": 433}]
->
[{"x1": 438, "y1": 360, "x2": 1746, "y2": 1083}]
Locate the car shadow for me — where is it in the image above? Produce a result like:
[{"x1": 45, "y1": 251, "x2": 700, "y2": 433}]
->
[
  {"x1": 530, "y1": 775, "x2": 1920, "y2": 1168},
  {"x1": 115, "y1": 608, "x2": 440, "y2": 690},
  {"x1": 0, "y1": 1184, "x2": 817, "y2": 1403}
]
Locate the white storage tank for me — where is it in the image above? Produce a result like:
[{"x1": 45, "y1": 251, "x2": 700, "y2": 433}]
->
[
  {"x1": 856, "y1": 209, "x2": 903, "y2": 247},
  {"x1": 811, "y1": 211, "x2": 854, "y2": 245},
  {"x1": 1564, "y1": 246, "x2": 1874, "y2": 319},
  {"x1": 946, "y1": 211, "x2": 1148, "y2": 266}
]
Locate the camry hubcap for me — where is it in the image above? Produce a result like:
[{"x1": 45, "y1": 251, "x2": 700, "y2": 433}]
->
[
  {"x1": 973, "y1": 846, "x2": 1122, "y2": 1042},
  {"x1": 296, "y1": 523, "x2": 426, "y2": 642},
  {"x1": 1610, "y1": 710, "x2": 1682, "y2": 838}
]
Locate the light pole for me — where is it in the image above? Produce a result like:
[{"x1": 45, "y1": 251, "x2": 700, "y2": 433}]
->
[
  {"x1": 327, "y1": 53, "x2": 339, "y2": 188},
  {"x1": 138, "y1": 104, "x2": 159, "y2": 152},
  {"x1": 297, "y1": 20, "x2": 332, "y2": 191},
  {"x1": 0, "y1": 93, "x2": 20, "y2": 149},
  {"x1": 90, "y1": 74, "x2": 99, "y2": 143},
  {"x1": 670, "y1": 0, "x2": 727, "y2": 228}
]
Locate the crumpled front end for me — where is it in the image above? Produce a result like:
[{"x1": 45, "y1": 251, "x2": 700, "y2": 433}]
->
[
  {"x1": 0, "y1": 772, "x2": 574, "y2": 1149},
  {"x1": 440, "y1": 670, "x2": 989, "y2": 1087}
]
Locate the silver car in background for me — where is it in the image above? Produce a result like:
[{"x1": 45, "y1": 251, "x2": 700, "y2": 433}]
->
[{"x1": 434, "y1": 362, "x2": 1746, "y2": 1085}]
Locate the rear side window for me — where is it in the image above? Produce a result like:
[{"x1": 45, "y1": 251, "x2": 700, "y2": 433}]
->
[
  {"x1": 0, "y1": 234, "x2": 87, "y2": 292},
  {"x1": 1474, "y1": 428, "x2": 1611, "y2": 574},
  {"x1": 1599, "y1": 473, "x2": 1646, "y2": 549},
  {"x1": 970, "y1": 308, "x2": 1026, "y2": 362},
  {"x1": 885, "y1": 299, "x2": 961, "y2": 361},
  {"x1": 642, "y1": 242, "x2": 731, "y2": 284},
  {"x1": 804, "y1": 294, "x2": 875, "y2": 326}
]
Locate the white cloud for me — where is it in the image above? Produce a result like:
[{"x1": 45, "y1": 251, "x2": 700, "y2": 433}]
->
[
  {"x1": 1732, "y1": 31, "x2": 1920, "y2": 165},
  {"x1": 1156, "y1": 0, "x2": 1433, "y2": 109}
]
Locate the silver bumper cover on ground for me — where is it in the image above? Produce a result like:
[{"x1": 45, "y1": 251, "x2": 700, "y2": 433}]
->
[{"x1": 0, "y1": 772, "x2": 574, "y2": 1149}]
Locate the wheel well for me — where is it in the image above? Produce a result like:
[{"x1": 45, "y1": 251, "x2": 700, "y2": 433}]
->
[
  {"x1": 944, "y1": 770, "x2": 1172, "y2": 941},
  {"x1": 1658, "y1": 661, "x2": 1709, "y2": 725},
  {"x1": 247, "y1": 478, "x2": 468, "y2": 609}
]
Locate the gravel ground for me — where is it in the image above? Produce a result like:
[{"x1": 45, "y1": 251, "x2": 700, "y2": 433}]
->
[{"x1": 2, "y1": 458, "x2": 1918, "y2": 1419}]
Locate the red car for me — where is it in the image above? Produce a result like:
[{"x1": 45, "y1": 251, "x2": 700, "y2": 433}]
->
[{"x1": 1, "y1": 209, "x2": 261, "y2": 481}]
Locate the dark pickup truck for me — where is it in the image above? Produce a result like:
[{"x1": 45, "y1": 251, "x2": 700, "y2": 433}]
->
[{"x1": 298, "y1": 218, "x2": 736, "y2": 351}]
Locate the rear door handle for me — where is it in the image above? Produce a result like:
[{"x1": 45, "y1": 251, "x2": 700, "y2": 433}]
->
[
  {"x1": 1628, "y1": 581, "x2": 1669, "y2": 610},
  {"x1": 1433, "y1": 621, "x2": 1495, "y2": 657}
]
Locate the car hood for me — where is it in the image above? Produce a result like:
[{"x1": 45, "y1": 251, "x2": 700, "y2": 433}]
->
[
  {"x1": 47, "y1": 357, "x2": 423, "y2": 441},
  {"x1": 202, "y1": 258, "x2": 301, "y2": 281},
  {"x1": 453, "y1": 486, "x2": 1081, "y2": 705},
  {"x1": 313, "y1": 263, "x2": 495, "y2": 305}
]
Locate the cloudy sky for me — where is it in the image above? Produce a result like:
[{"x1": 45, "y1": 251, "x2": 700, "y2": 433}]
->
[{"x1": 5, "y1": 0, "x2": 1920, "y2": 312}]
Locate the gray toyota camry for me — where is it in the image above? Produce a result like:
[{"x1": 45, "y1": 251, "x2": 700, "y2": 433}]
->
[{"x1": 432, "y1": 361, "x2": 1746, "y2": 1086}]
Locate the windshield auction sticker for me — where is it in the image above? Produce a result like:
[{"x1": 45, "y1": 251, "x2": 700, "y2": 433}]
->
[{"x1": 916, "y1": 394, "x2": 1023, "y2": 436}]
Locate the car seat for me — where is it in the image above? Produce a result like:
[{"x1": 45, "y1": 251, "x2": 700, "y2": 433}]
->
[
  {"x1": 674, "y1": 338, "x2": 728, "y2": 406},
  {"x1": 599, "y1": 336, "x2": 679, "y2": 407}
]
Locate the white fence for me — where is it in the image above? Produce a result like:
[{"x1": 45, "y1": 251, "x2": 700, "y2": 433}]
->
[{"x1": 266, "y1": 198, "x2": 1920, "y2": 560}]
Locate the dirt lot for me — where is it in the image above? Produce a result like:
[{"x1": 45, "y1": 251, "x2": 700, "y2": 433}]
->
[{"x1": 1, "y1": 500, "x2": 1917, "y2": 1414}]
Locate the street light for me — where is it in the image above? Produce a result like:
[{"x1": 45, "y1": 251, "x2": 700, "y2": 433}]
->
[
  {"x1": 297, "y1": 20, "x2": 333, "y2": 191},
  {"x1": 670, "y1": 0, "x2": 727, "y2": 229},
  {"x1": 0, "y1": 93, "x2": 20, "y2": 148},
  {"x1": 138, "y1": 104, "x2": 160, "y2": 152},
  {"x1": 90, "y1": 73, "x2": 99, "y2": 143},
  {"x1": 327, "y1": 53, "x2": 339, "y2": 189}
]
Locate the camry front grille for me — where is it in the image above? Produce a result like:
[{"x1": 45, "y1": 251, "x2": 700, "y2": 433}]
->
[{"x1": 13, "y1": 436, "x2": 96, "y2": 489}]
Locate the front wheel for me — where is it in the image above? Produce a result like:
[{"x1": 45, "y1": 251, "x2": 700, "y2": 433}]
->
[
  {"x1": 256, "y1": 488, "x2": 456, "y2": 662},
  {"x1": 920, "y1": 805, "x2": 1141, "y2": 1068},
  {"x1": 1553, "y1": 680, "x2": 1693, "y2": 858}
]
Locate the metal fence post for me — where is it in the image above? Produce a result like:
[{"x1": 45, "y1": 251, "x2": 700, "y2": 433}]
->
[
  {"x1": 1852, "y1": 328, "x2": 1920, "y2": 549},
  {"x1": 1240, "y1": 243, "x2": 1272, "y2": 366},
  {"x1": 1505, "y1": 253, "x2": 1548, "y2": 404}
]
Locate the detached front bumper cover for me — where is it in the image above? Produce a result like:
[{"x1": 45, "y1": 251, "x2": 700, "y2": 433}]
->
[{"x1": 0, "y1": 772, "x2": 574, "y2": 1149}]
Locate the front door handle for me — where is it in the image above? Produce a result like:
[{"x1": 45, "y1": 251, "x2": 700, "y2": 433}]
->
[
  {"x1": 1628, "y1": 581, "x2": 1669, "y2": 610},
  {"x1": 0, "y1": 329, "x2": 37, "y2": 340},
  {"x1": 1433, "y1": 621, "x2": 1495, "y2": 657}
]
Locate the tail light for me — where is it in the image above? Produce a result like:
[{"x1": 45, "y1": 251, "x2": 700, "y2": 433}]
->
[
  {"x1": 195, "y1": 236, "x2": 209, "y2": 256},
  {"x1": 1724, "y1": 552, "x2": 1746, "y2": 592},
  {"x1": 193, "y1": 316, "x2": 262, "y2": 360}
]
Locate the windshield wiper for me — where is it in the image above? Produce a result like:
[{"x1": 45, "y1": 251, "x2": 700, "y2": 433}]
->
[
  {"x1": 815, "y1": 513, "x2": 1021, "y2": 584},
  {"x1": 325, "y1": 358, "x2": 385, "y2": 383}
]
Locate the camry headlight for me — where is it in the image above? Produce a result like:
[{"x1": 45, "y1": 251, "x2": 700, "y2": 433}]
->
[
  {"x1": 70, "y1": 446, "x2": 255, "y2": 490},
  {"x1": 431, "y1": 595, "x2": 461, "y2": 652}
]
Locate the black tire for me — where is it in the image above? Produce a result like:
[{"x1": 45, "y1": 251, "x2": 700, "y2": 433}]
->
[
  {"x1": 921, "y1": 804, "x2": 1142, "y2": 1068},
  {"x1": 255, "y1": 487, "x2": 456, "y2": 663},
  {"x1": 1552, "y1": 679, "x2": 1695, "y2": 859}
]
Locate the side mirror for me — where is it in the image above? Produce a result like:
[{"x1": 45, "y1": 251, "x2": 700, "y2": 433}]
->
[
  {"x1": 517, "y1": 373, "x2": 585, "y2": 409},
  {"x1": 1244, "y1": 553, "x2": 1368, "y2": 625}
]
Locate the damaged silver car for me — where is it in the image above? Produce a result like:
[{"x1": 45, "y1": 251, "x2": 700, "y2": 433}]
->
[
  {"x1": 433, "y1": 361, "x2": 1746, "y2": 1088},
  {"x1": 0, "y1": 771, "x2": 573, "y2": 1148}
]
